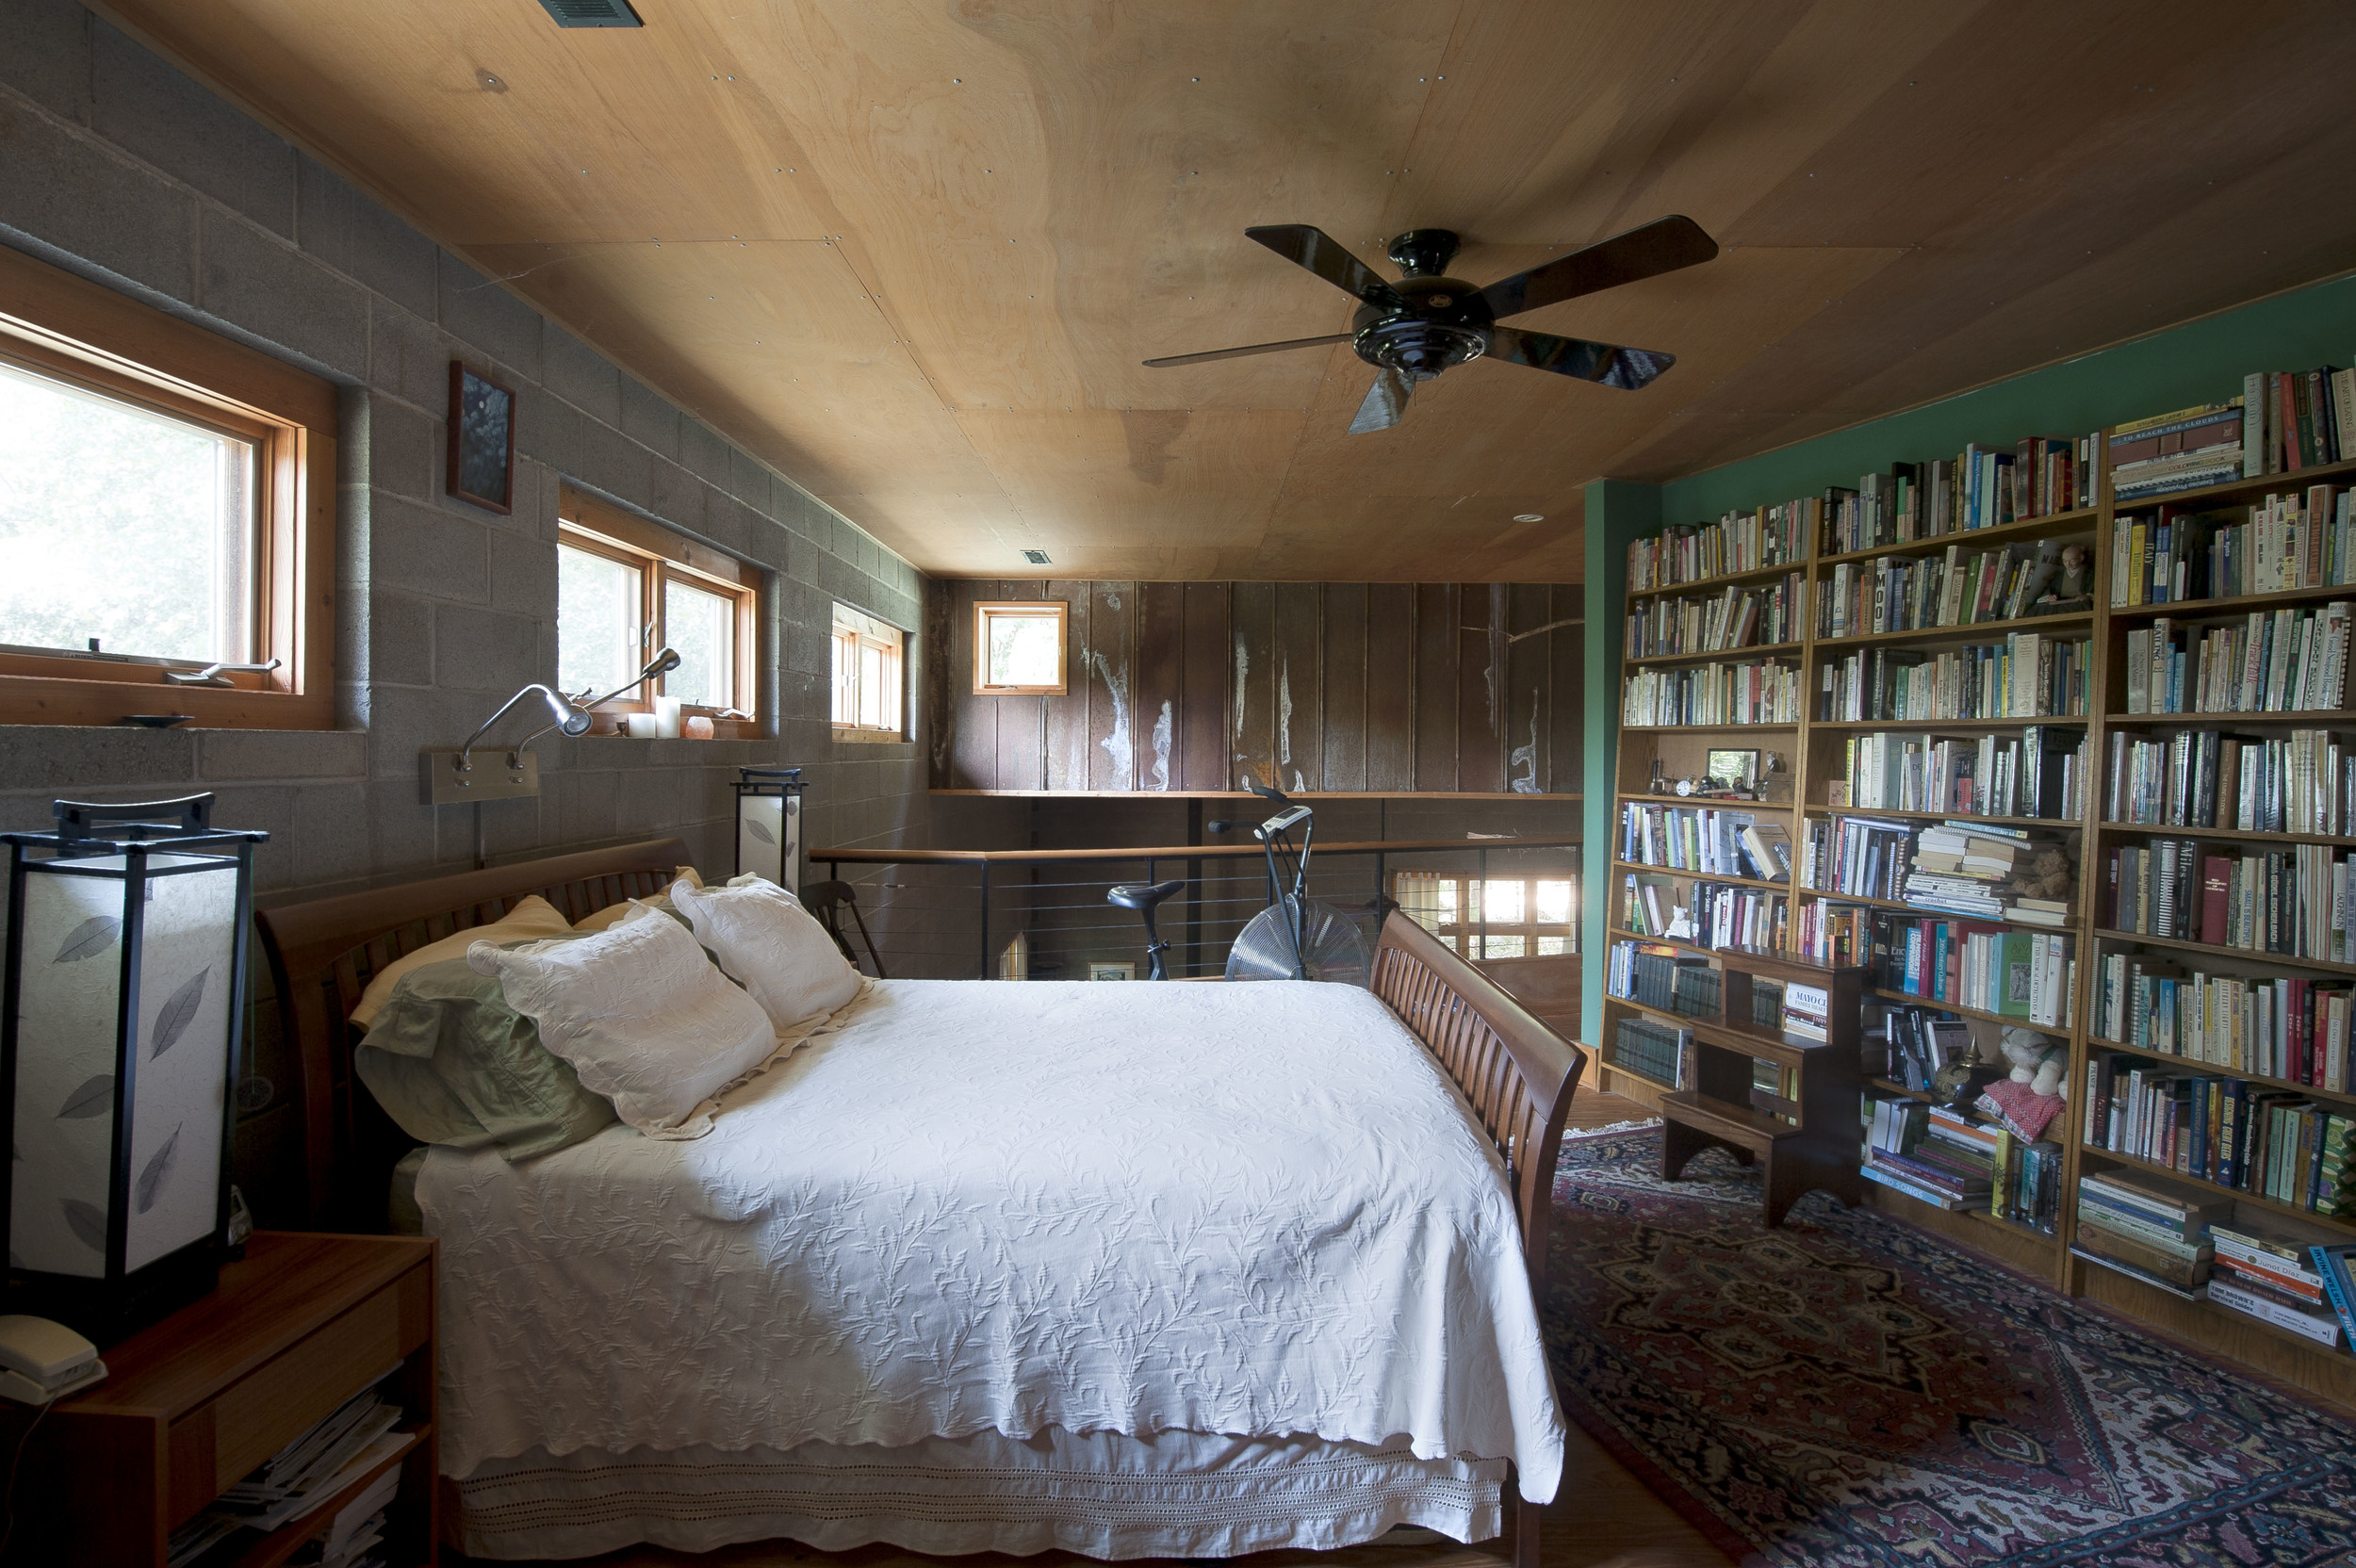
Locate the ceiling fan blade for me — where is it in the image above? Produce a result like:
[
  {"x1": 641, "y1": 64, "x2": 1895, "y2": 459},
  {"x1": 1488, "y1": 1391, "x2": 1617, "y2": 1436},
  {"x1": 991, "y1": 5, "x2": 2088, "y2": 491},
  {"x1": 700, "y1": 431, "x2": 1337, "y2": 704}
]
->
[
  {"x1": 1486, "y1": 327, "x2": 1676, "y2": 390},
  {"x1": 1474, "y1": 215, "x2": 1718, "y2": 321},
  {"x1": 1141, "y1": 333, "x2": 1352, "y2": 368},
  {"x1": 1245, "y1": 225, "x2": 1407, "y2": 310},
  {"x1": 1348, "y1": 368, "x2": 1415, "y2": 435}
]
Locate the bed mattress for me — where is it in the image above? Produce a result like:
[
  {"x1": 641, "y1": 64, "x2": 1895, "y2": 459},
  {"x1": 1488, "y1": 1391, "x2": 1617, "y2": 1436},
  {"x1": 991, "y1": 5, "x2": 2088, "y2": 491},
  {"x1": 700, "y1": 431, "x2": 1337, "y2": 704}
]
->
[{"x1": 417, "y1": 976, "x2": 1564, "y2": 1555}]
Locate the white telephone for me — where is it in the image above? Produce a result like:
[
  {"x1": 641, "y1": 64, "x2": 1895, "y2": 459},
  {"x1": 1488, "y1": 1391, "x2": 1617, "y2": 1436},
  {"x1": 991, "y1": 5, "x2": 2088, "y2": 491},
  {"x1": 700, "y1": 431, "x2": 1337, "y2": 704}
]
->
[{"x1": 0, "y1": 1315, "x2": 106, "y2": 1405}]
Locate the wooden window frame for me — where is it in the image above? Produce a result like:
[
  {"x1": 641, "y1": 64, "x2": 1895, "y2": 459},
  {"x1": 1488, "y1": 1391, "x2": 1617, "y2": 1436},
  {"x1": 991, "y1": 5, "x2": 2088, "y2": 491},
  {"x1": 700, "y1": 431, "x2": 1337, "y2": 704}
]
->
[
  {"x1": 973, "y1": 600, "x2": 1069, "y2": 695},
  {"x1": 557, "y1": 488, "x2": 761, "y2": 738},
  {"x1": 1392, "y1": 870, "x2": 1579, "y2": 959},
  {"x1": 0, "y1": 247, "x2": 335, "y2": 728},
  {"x1": 832, "y1": 604, "x2": 907, "y2": 742}
]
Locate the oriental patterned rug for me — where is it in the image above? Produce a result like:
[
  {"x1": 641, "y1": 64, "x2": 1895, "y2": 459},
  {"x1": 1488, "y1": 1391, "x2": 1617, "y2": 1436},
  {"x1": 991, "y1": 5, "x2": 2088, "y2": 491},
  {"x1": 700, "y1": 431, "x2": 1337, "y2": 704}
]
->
[{"x1": 1544, "y1": 1125, "x2": 2356, "y2": 1568}]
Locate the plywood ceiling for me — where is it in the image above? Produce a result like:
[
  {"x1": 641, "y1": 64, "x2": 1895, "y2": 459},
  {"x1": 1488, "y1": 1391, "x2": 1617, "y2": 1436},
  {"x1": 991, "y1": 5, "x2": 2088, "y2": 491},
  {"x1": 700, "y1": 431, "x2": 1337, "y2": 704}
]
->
[{"x1": 97, "y1": 0, "x2": 2356, "y2": 580}]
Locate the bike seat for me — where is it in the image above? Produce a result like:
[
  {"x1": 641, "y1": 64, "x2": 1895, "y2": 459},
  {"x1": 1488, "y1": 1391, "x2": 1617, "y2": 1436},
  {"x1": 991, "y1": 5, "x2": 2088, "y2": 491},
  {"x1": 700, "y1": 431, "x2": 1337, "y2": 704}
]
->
[{"x1": 1107, "y1": 879, "x2": 1186, "y2": 912}]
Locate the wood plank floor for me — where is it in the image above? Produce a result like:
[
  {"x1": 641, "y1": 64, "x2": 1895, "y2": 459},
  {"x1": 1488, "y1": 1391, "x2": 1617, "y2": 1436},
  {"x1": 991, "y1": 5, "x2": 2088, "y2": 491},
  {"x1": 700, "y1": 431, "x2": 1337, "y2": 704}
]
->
[{"x1": 450, "y1": 1087, "x2": 1729, "y2": 1568}]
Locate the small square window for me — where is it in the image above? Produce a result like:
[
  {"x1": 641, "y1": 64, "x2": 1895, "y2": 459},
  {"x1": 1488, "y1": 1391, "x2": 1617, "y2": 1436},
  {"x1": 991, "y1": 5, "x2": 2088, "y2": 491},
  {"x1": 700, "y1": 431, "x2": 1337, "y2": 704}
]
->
[{"x1": 973, "y1": 601, "x2": 1068, "y2": 694}]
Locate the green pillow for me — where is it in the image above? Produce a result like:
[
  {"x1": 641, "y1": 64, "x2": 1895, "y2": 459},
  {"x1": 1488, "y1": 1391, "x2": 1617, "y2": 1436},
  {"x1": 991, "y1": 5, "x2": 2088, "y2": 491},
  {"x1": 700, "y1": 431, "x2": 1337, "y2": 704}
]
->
[{"x1": 355, "y1": 950, "x2": 617, "y2": 1161}]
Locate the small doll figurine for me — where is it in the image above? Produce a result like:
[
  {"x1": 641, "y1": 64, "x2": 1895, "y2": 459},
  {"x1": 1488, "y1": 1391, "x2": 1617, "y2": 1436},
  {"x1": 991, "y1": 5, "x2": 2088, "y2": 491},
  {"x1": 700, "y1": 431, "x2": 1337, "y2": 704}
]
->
[{"x1": 2054, "y1": 542, "x2": 2091, "y2": 600}]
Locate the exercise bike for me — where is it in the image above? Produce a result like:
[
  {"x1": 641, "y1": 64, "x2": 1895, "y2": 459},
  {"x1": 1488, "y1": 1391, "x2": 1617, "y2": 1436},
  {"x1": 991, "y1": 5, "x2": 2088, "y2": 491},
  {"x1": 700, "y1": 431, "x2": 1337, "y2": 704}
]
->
[{"x1": 1216, "y1": 778, "x2": 1371, "y2": 985}]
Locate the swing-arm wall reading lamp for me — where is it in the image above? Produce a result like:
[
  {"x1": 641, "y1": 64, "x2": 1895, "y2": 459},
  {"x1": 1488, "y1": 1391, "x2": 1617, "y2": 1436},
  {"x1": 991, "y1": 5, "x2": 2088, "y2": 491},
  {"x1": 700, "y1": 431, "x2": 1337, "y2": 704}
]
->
[{"x1": 419, "y1": 648, "x2": 681, "y2": 805}]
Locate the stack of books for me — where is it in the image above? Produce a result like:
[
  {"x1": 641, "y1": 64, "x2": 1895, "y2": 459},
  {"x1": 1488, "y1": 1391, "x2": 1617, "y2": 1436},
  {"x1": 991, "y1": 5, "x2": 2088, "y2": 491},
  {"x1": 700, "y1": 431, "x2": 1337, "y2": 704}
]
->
[
  {"x1": 2125, "y1": 604, "x2": 2351, "y2": 715},
  {"x1": 1780, "y1": 980, "x2": 1830, "y2": 1042},
  {"x1": 1906, "y1": 822, "x2": 2077, "y2": 929},
  {"x1": 2205, "y1": 1217, "x2": 2346, "y2": 1348},
  {"x1": 2109, "y1": 401, "x2": 2247, "y2": 502},
  {"x1": 1608, "y1": 1016, "x2": 1691, "y2": 1089},
  {"x1": 2072, "y1": 1168, "x2": 2225, "y2": 1291},
  {"x1": 1861, "y1": 1101, "x2": 2012, "y2": 1212}
]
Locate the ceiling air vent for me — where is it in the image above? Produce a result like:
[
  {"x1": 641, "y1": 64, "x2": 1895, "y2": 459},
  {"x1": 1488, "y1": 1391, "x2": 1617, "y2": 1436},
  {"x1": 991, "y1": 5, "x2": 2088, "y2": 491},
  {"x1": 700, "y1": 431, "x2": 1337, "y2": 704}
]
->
[
  {"x1": 537, "y1": 0, "x2": 643, "y2": 26},
  {"x1": 1022, "y1": 549, "x2": 1052, "y2": 565}
]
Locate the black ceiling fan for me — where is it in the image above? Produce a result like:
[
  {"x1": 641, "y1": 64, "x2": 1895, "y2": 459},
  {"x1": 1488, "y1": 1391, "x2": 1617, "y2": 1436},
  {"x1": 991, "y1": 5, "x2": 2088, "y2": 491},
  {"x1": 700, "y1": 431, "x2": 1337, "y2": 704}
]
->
[{"x1": 1143, "y1": 216, "x2": 1719, "y2": 433}]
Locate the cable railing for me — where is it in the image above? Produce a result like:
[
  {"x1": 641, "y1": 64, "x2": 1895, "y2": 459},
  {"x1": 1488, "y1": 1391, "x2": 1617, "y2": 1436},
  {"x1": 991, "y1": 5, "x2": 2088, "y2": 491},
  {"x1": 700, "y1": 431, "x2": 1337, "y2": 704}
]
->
[{"x1": 807, "y1": 836, "x2": 1583, "y2": 982}]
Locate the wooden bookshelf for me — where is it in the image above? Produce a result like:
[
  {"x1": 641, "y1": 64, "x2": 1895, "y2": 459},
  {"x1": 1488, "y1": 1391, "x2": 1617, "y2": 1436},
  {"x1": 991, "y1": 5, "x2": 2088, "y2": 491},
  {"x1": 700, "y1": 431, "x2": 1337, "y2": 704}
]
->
[{"x1": 1609, "y1": 421, "x2": 2356, "y2": 1408}]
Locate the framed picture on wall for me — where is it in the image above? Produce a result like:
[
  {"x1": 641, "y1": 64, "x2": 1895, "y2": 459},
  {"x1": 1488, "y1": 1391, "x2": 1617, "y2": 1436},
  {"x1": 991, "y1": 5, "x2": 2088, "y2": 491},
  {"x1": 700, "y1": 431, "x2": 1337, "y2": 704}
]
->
[
  {"x1": 1088, "y1": 961, "x2": 1135, "y2": 982},
  {"x1": 447, "y1": 361, "x2": 515, "y2": 514}
]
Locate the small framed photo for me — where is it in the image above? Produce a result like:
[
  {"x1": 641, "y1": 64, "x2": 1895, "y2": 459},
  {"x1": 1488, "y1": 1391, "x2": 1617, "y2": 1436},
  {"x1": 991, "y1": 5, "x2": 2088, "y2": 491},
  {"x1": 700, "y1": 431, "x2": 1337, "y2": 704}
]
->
[
  {"x1": 447, "y1": 361, "x2": 515, "y2": 514},
  {"x1": 1087, "y1": 960, "x2": 1135, "y2": 982},
  {"x1": 1705, "y1": 748, "x2": 1759, "y2": 792}
]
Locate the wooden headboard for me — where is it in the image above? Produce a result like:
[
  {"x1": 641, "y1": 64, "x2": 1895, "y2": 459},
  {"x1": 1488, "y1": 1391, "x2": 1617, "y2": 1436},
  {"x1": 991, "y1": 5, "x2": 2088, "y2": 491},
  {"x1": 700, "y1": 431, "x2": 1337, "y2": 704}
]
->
[
  {"x1": 1372, "y1": 914, "x2": 1583, "y2": 1300},
  {"x1": 254, "y1": 837, "x2": 691, "y2": 1228}
]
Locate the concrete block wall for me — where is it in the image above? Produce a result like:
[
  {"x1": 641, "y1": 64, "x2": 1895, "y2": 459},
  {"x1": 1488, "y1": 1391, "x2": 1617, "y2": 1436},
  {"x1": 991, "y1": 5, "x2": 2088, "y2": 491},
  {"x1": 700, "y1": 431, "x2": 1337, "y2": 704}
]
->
[{"x1": 0, "y1": 0, "x2": 1025, "y2": 1206}]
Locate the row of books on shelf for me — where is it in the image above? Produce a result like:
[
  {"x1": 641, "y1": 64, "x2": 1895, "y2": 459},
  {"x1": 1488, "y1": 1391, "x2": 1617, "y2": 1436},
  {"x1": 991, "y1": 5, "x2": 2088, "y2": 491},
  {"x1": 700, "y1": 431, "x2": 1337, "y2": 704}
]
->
[
  {"x1": 1818, "y1": 637, "x2": 2094, "y2": 727},
  {"x1": 2070, "y1": 1166, "x2": 2356, "y2": 1350},
  {"x1": 1623, "y1": 575, "x2": 1806, "y2": 658},
  {"x1": 2094, "y1": 955, "x2": 2352, "y2": 1091},
  {"x1": 1607, "y1": 1015, "x2": 1689, "y2": 1089},
  {"x1": 2246, "y1": 368, "x2": 2356, "y2": 478},
  {"x1": 1829, "y1": 727, "x2": 2087, "y2": 818},
  {"x1": 1622, "y1": 660, "x2": 1804, "y2": 727},
  {"x1": 2109, "y1": 485, "x2": 2351, "y2": 604},
  {"x1": 2104, "y1": 727, "x2": 2353, "y2": 833},
  {"x1": 1824, "y1": 439, "x2": 2098, "y2": 557},
  {"x1": 2106, "y1": 839, "x2": 2352, "y2": 964},
  {"x1": 1618, "y1": 803, "x2": 1791, "y2": 880},
  {"x1": 1622, "y1": 874, "x2": 1788, "y2": 950},
  {"x1": 1626, "y1": 504, "x2": 1806, "y2": 592},
  {"x1": 1871, "y1": 1004, "x2": 1974, "y2": 1092},
  {"x1": 2125, "y1": 604, "x2": 2351, "y2": 715},
  {"x1": 1862, "y1": 1097, "x2": 2062, "y2": 1229},
  {"x1": 2085, "y1": 1058, "x2": 2352, "y2": 1220},
  {"x1": 1818, "y1": 537, "x2": 2089, "y2": 639},
  {"x1": 1799, "y1": 904, "x2": 2077, "y2": 1025},
  {"x1": 1607, "y1": 939, "x2": 1723, "y2": 1019}
]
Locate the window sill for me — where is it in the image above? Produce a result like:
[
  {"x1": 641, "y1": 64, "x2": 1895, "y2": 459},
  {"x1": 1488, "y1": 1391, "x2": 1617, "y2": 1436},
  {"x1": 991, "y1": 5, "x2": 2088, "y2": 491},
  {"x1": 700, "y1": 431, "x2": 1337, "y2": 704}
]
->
[
  {"x1": 0, "y1": 672, "x2": 331, "y2": 729},
  {"x1": 834, "y1": 727, "x2": 909, "y2": 745}
]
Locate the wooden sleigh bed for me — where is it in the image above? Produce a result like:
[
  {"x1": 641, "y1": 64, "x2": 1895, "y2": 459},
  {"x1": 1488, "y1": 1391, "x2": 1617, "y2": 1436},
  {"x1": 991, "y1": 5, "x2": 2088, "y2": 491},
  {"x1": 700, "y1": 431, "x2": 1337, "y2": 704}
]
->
[{"x1": 254, "y1": 836, "x2": 1584, "y2": 1568}]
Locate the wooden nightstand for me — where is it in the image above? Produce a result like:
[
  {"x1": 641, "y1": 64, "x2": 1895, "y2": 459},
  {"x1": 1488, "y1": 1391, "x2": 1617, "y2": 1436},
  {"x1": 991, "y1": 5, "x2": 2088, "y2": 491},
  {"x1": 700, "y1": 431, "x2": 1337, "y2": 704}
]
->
[{"x1": 7, "y1": 1232, "x2": 436, "y2": 1568}]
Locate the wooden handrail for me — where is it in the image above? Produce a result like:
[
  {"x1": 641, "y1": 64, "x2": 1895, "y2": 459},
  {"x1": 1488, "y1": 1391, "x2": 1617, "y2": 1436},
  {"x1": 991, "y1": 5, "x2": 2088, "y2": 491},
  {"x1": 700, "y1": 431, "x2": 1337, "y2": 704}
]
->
[{"x1": 811, "y1": 835, "x2": 1583, "y2": 866}]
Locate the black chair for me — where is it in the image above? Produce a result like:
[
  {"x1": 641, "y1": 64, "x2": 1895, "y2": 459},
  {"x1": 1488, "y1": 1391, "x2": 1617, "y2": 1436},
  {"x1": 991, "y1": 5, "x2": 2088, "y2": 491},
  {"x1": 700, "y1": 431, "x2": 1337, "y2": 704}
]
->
[
  {"x1": 1106, "y1": 878, "x2": 1186, "y2": 980},
  {"x1": 802, "y1": 879, "x2": 887, "y2": 978}
]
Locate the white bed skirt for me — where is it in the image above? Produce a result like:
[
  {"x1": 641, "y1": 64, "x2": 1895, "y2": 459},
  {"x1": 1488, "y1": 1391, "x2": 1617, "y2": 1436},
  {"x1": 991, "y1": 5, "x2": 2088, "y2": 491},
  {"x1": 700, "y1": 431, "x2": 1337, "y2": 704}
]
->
[{"x1": 451, "y1": 1428, "x2": 1505, "y2": 1561}]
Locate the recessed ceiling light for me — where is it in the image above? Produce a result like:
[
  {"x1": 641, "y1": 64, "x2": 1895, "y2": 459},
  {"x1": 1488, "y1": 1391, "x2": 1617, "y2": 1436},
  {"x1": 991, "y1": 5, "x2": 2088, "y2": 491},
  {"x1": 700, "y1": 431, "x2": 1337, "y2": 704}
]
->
[{"x1": 1513, "y1": 513, "x2": 1545, "y2": 523}]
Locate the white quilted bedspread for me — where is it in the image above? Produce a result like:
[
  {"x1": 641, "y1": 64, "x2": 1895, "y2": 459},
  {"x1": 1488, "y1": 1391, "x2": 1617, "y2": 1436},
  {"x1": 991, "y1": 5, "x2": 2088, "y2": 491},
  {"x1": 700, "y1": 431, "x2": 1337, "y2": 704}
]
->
[{"x1": 417, "y1": 978, "x2": 1565, "y2": 1499}]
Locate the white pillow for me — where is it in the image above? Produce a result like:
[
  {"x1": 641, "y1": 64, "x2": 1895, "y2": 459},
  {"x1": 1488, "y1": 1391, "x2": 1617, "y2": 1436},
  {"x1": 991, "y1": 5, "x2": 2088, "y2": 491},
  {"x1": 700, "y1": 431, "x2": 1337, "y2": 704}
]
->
[
  {"x1": 668, "y1": 876, "x2": 861, "y2": 1031},
  {"x1": 466, "y1": 904, "x2": 776, "y2": 1138}
]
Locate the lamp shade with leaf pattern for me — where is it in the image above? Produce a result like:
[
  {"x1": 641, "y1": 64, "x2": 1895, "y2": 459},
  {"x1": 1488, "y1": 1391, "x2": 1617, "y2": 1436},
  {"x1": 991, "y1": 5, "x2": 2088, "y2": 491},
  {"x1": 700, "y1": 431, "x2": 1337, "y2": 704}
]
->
[
  {"x1": 732, "y1": 767, "x2": 805, "y2": 892},
  {"x1": 3, "y1": 795, "x2": 265, "y2": 1342}
]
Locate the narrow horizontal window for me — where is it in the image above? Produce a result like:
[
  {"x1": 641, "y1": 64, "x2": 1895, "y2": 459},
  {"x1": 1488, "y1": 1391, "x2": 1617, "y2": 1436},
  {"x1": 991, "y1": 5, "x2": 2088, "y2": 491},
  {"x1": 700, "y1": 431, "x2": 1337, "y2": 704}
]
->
[{"x1": 557, "y1": 487, "x2": 762, "y2": 736}]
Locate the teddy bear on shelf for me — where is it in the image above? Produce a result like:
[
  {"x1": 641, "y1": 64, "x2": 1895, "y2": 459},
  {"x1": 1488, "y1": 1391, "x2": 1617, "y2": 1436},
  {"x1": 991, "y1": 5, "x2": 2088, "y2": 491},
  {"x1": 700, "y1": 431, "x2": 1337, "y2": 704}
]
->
[
  {"x1": 1999, "y1": 1025, "x2": 2068, "y2": 1099},
  {"x1": 2000, "y1": 848, "x2": 2075, "y2": 905}
]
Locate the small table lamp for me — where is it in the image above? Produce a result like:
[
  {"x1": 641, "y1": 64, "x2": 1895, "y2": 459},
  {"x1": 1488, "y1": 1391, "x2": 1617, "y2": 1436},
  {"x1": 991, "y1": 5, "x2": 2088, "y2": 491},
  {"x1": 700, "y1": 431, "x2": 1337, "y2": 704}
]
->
[
  {"x1": 2, "y1": 795, "x2": 267, "y2": 1342},
  {"x1": 732, "y1": 767, "x2": 805, "y2": 892}
]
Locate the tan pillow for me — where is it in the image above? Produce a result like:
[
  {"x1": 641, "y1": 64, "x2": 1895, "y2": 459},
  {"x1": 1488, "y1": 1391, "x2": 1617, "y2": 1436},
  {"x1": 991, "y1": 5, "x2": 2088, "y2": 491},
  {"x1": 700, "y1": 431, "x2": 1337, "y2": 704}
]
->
[
  {"x1": 350, "y1": 894, "x2": 572, "y2": 1028},
  {"x1": 572, "y1": 867, "x2": 703, "y2": 934}
]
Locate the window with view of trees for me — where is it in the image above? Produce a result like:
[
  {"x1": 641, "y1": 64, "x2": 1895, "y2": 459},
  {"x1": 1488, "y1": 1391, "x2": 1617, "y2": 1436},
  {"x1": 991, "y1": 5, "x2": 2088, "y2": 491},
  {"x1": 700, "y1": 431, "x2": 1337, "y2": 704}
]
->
[
  {"x1": 0, "y1": 245, "x2": 335, "y2": 728},
  {"x1": 557, "y1": 488, "x2": 760, "y2": 734}
]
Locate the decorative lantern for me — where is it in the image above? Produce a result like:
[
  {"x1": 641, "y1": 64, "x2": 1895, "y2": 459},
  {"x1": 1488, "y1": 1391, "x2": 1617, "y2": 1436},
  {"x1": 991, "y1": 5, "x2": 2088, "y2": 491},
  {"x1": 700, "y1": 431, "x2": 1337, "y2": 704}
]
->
[
  {"x1": 3, "y1": 795, "x2": 266, "y2": 1341},
  {"x1": 731, "y1": 767, "x2": 805, "y2": 892}
]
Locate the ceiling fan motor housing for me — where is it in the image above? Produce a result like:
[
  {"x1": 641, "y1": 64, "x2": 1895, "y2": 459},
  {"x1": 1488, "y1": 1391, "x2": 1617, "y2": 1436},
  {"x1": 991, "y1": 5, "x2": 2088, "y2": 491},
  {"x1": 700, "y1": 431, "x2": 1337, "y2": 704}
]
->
[{"x1": 1352, "y1": 230, "x2": 1494, "y2": 377}]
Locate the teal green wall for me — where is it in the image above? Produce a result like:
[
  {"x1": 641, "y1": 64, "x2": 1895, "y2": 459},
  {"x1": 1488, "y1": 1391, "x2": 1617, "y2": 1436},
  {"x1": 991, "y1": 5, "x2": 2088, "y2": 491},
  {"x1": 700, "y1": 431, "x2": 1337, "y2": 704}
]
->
[
  {"x1": 1579, "y1": 269, "x2": 2356, "y2": 1045},
  {"x1": 1660, "y1": 271, "x2": 2356, "y2": 527},
  {"x1": 1581, "y1": 479, "x2": 1657, "y2": 1047}
]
